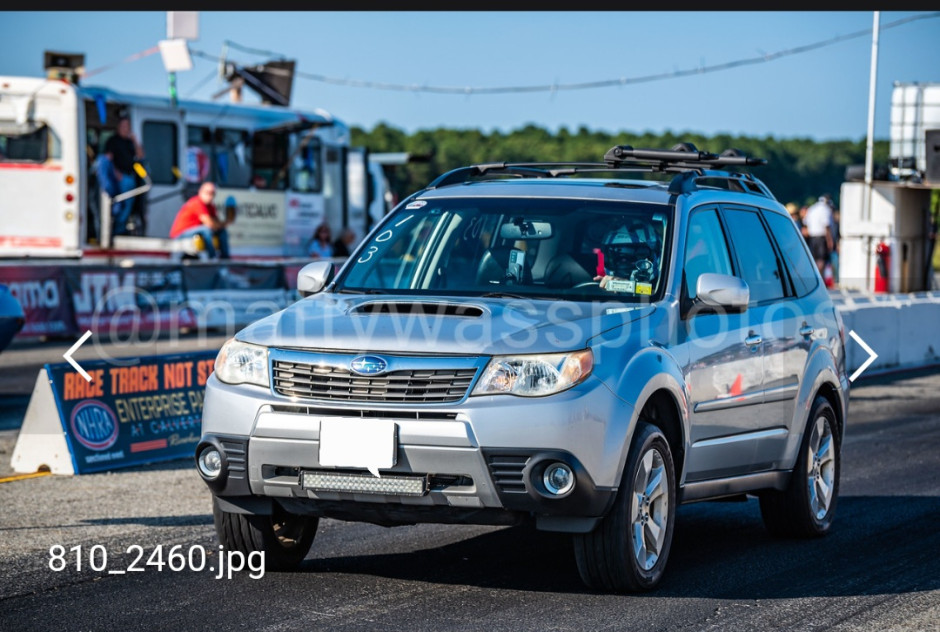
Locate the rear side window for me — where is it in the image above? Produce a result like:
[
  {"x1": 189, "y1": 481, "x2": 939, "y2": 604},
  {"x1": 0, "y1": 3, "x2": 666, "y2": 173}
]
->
[
  {"x1": 763, "y1": 210, "x2": 819, "y2": 297},
  {"x1": 721, "y1": 207, "x2": 786, "y2": 304}
]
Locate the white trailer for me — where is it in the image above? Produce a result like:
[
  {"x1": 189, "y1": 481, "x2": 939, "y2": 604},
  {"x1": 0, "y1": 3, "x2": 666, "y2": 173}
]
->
[{"x1": 0, "y1": 75, "x2": 367, "y2": 260}]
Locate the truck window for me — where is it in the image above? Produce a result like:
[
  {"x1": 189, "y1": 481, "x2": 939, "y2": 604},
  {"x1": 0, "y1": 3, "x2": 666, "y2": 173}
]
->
[
  {"x1": 186, "y1": 125, "x2": 214, "y2": 183},
  {"x1": 142, "y1": 121, "x2": 179, "y2": 185},
  {"x1": 252, "y1": 129, "x2": 289, "y2": 190},
  {"x1": 290, "y1": 136, "x2": 321, "y2": 193},
  {"x1": 0, "y1": 124, "x2": 59, "y2": 163},
  {"x1": 214, "y1": 128, "x2": 251, "y2": 188}
]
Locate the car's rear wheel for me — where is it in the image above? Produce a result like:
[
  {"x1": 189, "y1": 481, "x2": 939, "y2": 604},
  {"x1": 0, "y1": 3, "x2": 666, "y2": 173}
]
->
[
  {"x1": 573, "y1": 420, "x2": 676, "y2": 592},
  {"x1": 212, "y1": 497, "x2": 318, "y2": 570},
  {"x1": 759, "y1": 395, "x2": 841, "y2": 538}
]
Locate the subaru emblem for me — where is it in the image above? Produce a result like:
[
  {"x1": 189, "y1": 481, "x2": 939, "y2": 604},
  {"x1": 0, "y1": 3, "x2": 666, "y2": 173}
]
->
[{"x1": 350, "y1": 355, "x2": 388, "y2": 376}]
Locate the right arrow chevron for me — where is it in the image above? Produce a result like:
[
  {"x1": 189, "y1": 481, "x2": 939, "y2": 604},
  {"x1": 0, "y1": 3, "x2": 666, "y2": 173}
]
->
[{"x1": 848, "y1": 329, "x2": 879, "y2": 383}]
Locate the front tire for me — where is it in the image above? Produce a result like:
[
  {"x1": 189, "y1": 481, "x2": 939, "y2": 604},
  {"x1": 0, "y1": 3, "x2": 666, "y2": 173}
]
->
[
  {"x1": 573, "y1": 420, "x2": 677, "y2": 592},
  {"x1": 213, "y1": 497, "x2": 319, "y2": 571},
  {"x1": 759, "y1": 395, "x2": 841, "y2": 538}
]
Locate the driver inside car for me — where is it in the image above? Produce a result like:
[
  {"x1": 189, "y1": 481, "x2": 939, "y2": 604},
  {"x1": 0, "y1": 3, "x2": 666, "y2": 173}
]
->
[{"x1": 593, "y1": 222, "x2": 658, "y2": 293}]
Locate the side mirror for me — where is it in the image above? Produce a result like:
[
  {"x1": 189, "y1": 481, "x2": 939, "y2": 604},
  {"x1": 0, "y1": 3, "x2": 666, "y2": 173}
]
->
[
  {"x1": 695, "y1": 273, "x2": 749, "y2": 312},
  {"x1": 297, "y1": 261, "x2": 335, "y2": 297}
]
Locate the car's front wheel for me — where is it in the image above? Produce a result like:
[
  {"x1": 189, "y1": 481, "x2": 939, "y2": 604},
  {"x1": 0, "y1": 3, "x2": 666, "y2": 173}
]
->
[
  {"x1": 212, "y1": 497, "x2": 319, "y2": 570},
  {"x1": 759, "y1": 394, "x2": 841, "y2": 537},
  {"x1": 573, "y1": 420, "x2": 677, "y2": 592}
]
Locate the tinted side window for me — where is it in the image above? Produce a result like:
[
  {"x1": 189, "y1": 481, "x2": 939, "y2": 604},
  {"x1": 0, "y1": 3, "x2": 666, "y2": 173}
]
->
[
  {"x1": 721, "y1": 208, "x2": 786, "y2": 304},
  {"x1": 763, "y1": 210, "x2": 819, "y2": 297},
  {"x1": 142, "y1": 121, "x2": 178, "y2": 185},
  {"x1": 684, "y1": 208, "x2": 734, "y2": 300},
  {"x1": 214, "y1": 128, "x2": 252, "y2": 188}
]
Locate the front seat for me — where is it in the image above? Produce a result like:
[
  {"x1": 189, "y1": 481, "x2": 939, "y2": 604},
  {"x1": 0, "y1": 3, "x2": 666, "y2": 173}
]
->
[{"x1": 476, "y1": 245, "x2": 534, "y2": 286}]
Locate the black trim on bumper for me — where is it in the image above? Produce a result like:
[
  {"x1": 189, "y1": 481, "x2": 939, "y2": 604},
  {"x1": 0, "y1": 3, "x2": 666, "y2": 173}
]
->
[
  {"x1": 483, "y1": 448, "x2": 616, "y2": 518},
  {"x1": 276, "y1": 497, "x2": 525, "y2": 528},
  {"x1": 195, "y1": 434, "x2": 251, "y2": 496}
]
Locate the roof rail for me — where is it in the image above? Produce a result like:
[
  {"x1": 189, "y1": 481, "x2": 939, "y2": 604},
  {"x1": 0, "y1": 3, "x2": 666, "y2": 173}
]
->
[{"x1": 424, "y1": 143, "x2": 771, "y2": 196}]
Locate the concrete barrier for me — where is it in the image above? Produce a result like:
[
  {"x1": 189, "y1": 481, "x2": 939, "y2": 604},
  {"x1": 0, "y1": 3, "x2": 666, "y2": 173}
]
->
[{"x1": 834, "y1": 289, "x2": 940, "y2": 375}]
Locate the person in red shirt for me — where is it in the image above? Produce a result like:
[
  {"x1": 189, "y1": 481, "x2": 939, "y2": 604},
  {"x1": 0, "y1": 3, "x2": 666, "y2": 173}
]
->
[{"x1": 169, "y1": 181, "x2": 231, "y2": 259}]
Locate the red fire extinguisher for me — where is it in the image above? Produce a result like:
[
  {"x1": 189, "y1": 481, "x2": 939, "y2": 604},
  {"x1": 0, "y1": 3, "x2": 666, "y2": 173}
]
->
[{"x1": 874, "y1": 242, "x2": 890, "y2": 293}]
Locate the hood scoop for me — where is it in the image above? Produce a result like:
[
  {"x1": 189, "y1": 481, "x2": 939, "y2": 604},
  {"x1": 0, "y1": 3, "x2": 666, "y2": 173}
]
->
[{"x1": 350, "y1": 301, "x2": 484, "y2": 318}]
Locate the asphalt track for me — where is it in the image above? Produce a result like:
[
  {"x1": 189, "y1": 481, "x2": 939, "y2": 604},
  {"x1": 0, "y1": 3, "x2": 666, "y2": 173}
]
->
[{"x1": 0, "y1": 337, "x2": 938, "y2": 631}]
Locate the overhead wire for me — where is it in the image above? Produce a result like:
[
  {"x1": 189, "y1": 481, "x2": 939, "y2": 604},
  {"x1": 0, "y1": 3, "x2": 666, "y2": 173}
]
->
[
  {"x1": 82, "y1": 12, "x2": 940, "y2": 96},
  {"x1": 200, "y1": 11, "x2": 940, "y2": 95}
]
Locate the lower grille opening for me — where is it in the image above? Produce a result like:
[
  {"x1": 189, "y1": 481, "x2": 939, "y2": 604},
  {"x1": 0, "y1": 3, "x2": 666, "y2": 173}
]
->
[
  {"x1": 263, "y1": 466, "x2": 472, "y2": 492},
  {"x1": 486, "y1": 454, "x2": 530, "y2": 494}
]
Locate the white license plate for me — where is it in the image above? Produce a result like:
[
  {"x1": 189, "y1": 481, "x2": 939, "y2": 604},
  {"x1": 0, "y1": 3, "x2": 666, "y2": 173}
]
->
[{"x1": 318, "y1": 418, "x2": 397, "y2": 477}]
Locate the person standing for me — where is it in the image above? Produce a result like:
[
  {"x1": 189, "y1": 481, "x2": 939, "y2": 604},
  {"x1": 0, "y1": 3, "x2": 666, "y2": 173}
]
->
[
  {"x1": 332, "y1": 228, "x2": 357, "y2": 257},
  {"x1": 804, "y1": 195, "x2": 834, "y2": 276},
  {"x1": 829, "y1": 204, "x2": 841, "y2": 285},
  {"x1": 306, "y1": 223, "x2": 334, "y2": 259},
  {"x1": 103, "y1": 116, "x2": 144, "y2": 235},
  {"x1": 169, "y1": 182, "x2": 231, "y2": 259}
]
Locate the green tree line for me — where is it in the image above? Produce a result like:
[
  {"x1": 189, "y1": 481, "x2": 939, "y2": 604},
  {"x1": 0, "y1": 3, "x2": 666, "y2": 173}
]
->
[{"x1": 352, "y1": 123, "x2": 889, "y2": 209}]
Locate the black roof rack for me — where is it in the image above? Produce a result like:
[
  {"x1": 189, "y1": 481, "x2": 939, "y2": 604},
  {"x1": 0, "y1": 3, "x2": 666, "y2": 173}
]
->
[{"x1": 424, "y1": 143, "x2": 773, "y2": 200}]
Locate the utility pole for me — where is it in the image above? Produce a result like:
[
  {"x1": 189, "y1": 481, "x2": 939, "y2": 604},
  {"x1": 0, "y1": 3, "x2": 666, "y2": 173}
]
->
[{"x1": 863, "y1": 10, "x2": 880, "y2": 221}]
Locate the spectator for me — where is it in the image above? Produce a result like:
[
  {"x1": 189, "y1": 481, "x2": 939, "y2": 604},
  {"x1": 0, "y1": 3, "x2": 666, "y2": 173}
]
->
[
  {"x1": 169, "y1": 181, "x2": 231, "y2": 259},
  {"x1": 307, "y1": 223, "x2": 334, "y2": 259},
  {"x1": 786, "y1": 202, "x2": 803, "y2": 232},
  {"x1": 829, "y1": 203, "x2": 841, "y2": 285},
  {"x1": 103, "y1": 116, "x2": 144, "y2": 235},
  {"x1": 803, "y1": 195, "x2": 834, "y2": 275},
  {"x1": 798, "y1": 205, "x2": 811, "y2": 241},
  {"x1": 332, "y1": 228, "x2": 357, "y2": 257}
]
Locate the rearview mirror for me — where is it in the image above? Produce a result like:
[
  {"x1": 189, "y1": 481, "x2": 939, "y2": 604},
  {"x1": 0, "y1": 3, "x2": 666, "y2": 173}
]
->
[
  {"x1": 695, "y1": 273, "x2": 749, "y2": 312},
  {"x1": 297, "y1": 261, "x2": 335, "y2": 297},
  {"x1": 499, "y1": 219, "x2": 553, "y2": 240}
]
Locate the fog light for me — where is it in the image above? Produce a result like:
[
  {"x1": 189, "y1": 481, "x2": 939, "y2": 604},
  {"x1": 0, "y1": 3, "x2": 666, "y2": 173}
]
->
[
  {"x1": 198, "y1": 447, "x2": 223, "y2": 479},
  {"x1": 543, "y1": 462, "x2": 574, "y2": 495}
]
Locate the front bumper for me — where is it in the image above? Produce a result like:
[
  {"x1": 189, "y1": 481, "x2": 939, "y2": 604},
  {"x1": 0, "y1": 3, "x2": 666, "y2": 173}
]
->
[{"x1": 198, "y1": 371, "x2": 632, "y2": 532}]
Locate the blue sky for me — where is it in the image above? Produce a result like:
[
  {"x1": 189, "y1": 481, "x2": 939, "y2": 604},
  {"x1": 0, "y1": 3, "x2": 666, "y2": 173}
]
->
[{"x1": 1, "y1": 11, "x2": 938, "y2": 141}]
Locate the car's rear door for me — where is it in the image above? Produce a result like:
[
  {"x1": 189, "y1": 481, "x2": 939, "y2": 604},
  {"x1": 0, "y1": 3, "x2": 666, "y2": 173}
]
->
[
  {"x1": 680, "y1": 206, "x2": 766, "y2": 481},
  {"x1": 719, "y1": 205, "x2": 794, "y2": 472}
]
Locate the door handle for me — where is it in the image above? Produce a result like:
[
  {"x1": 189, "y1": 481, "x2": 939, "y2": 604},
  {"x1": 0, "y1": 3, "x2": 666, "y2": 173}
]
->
[
  {"x1": 745, "y1": 333, "x2": 762, "y2": 347},
  {"x1": 799, "y1": 323, "x2": 815, "y2": 337}
]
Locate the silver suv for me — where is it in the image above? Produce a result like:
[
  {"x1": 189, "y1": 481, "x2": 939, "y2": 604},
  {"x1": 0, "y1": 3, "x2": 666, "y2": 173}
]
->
[{"x1": 195, "y1": 144, "x2": 849, "y2": 592}]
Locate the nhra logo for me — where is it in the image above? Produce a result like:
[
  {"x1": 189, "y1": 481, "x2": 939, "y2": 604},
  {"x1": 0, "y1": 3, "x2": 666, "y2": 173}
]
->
[
  {"x1": 349, "y1": 355, "x2": 388, "y2": 376},
  {"x1": 69, "y1": 400, "x2": 119, "y2": 451}
]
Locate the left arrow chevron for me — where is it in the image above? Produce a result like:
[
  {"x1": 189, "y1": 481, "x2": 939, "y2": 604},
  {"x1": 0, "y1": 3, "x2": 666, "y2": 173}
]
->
[{"x1": 64, "y1": 330, "x2": 93, "y2": 382}]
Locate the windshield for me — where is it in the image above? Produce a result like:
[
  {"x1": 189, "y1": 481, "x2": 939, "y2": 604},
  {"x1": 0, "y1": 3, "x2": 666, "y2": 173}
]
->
[{"x1": 336, "y1": 197, "x2": 672, "y2": 302}]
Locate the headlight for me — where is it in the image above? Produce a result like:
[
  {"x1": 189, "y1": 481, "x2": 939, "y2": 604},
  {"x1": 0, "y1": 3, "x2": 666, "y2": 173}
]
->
[
  {"x1": 214, "y1": 338, "x2": 269, "y2": 387},
  {"x1": 472, "y1": 349, "x2": 593, "y2": 397}
]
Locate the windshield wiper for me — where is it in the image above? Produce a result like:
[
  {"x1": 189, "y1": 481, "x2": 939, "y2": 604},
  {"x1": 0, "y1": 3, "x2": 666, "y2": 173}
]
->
[
  {"x1": 480, "y1": 292, "x2": 527, "y2": 299},
  {"x1": 336, "y1": 288, "x2": 388, "y2": 295}
]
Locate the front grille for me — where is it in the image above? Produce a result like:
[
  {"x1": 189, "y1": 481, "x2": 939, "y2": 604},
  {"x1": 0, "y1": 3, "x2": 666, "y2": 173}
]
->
[
  {"x1": 272, "y1": 360, "x2": 477, "y2": 403},
  {"x1": 486, "y1": 454, "x2": 530, "y2": 494}
]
